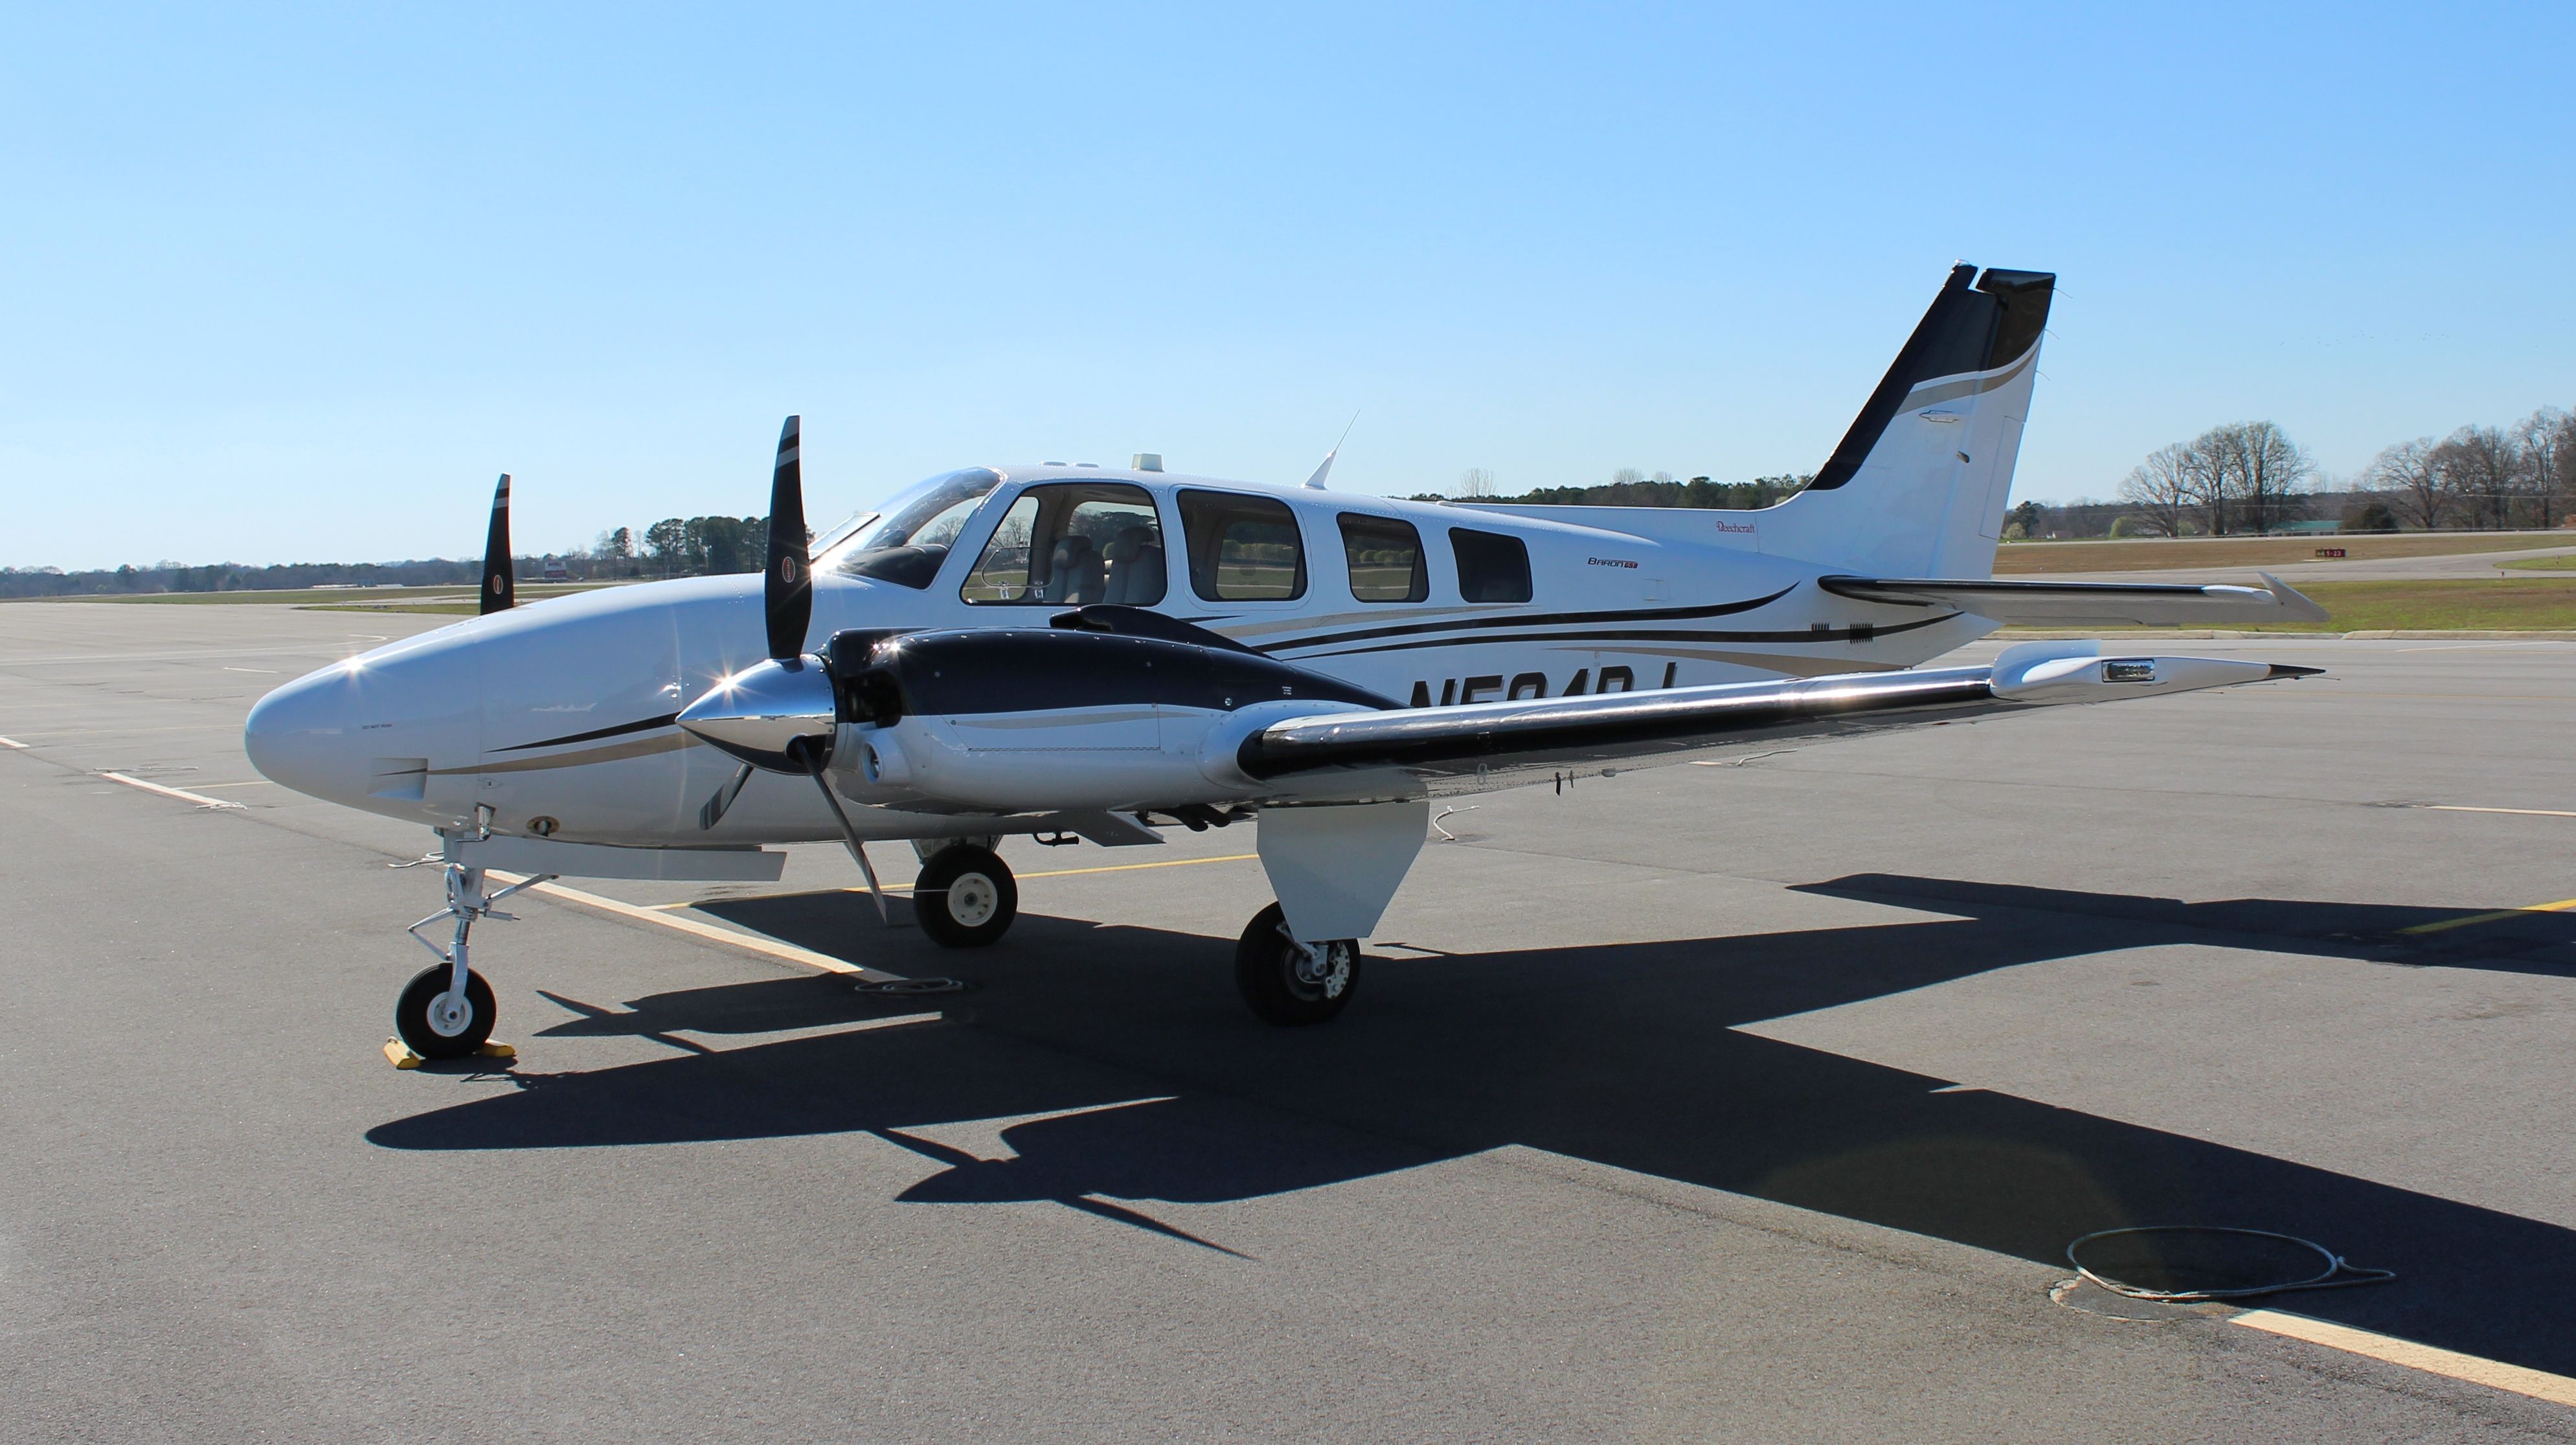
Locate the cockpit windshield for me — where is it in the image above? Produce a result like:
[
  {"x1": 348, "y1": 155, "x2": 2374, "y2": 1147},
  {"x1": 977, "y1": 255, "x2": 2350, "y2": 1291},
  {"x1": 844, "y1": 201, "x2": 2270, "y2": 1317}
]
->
[{"x1": 817, "y1": 468, "x2": 1004, "y2": 589}]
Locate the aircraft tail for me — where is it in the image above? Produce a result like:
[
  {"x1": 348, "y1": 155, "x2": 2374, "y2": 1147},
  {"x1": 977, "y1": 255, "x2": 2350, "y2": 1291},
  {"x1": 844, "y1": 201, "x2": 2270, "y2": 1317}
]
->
[{"x1": 1763, "y1": 263, "x2": 2054, "y2": 578}]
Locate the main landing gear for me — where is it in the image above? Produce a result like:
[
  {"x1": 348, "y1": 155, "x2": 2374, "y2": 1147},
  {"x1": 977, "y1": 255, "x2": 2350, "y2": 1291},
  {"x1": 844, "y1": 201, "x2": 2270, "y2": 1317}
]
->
[
  {"x1": 1234, "y1": 902, "x2": 1362, "y2": 1026},
  {"x1": 912, "y1": 842, "x2": 1018, "y2": 948},
  {"x1": 396, "y1": 861, "x2": 549, "y2": 1060}
]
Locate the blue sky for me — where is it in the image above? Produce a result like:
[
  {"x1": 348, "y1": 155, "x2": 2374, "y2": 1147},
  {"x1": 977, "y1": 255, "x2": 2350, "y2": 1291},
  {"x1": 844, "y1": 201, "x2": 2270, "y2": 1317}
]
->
[{"x1": 6, "y1": 3, "x2": 2571, "y2": 569}]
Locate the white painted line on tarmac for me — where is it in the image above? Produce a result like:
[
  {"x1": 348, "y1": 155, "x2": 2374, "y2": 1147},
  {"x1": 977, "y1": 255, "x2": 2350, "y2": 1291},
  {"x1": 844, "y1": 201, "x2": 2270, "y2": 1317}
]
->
[
  {"x1": 221, "y1": 666, "x2": 278, "y2": 674},
  {"x1": 98, "y1": 771, "x2": 245, "y2": 809},
  {"x1": 2395, "y1": 641, "x2": 2576, "y2": 653},
  {"x1": 0, "y1": 736, "x2": 27, "y2": 749},
  {"x1": 2232, "y1": 1309, "x2": 2576, "y2": 1408},
  {"x1": 2428, "y1": 804, "x2": 2576, "y2": 819},
  {"x1": 485, "y1": 869, "x2": 894, "y2": 981}
]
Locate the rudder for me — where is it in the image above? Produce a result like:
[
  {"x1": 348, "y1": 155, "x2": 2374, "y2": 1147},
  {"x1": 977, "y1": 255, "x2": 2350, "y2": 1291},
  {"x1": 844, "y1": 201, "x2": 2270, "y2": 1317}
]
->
[{"x1": 1770, "y1": 264, "x2": 2055, "y2": 578}]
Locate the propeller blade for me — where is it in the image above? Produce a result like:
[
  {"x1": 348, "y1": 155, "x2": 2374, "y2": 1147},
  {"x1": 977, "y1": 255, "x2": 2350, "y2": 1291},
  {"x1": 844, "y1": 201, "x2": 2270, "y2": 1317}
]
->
[
  {"x1": 696, "y1": 761, "x2": 755, "y2": 830},
  {"x1": 765, "y1": 416, "x2": 813, "y2": 660},
  {"x1": 480, "y1": 473, "x2": 514, "y2": 615}
]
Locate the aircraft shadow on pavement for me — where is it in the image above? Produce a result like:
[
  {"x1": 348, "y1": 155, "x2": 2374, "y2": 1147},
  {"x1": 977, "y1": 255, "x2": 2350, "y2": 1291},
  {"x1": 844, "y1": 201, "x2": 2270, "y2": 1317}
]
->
[{"x1": 368, "y1": 878, "x2": 2576, "y2": 1376}]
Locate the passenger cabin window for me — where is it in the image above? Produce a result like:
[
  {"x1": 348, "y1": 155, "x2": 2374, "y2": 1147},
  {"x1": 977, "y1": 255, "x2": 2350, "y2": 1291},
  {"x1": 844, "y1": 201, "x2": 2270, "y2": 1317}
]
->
[
  {"x1": 1450, "y1": 527, "x2": 1532, "y2": 603},
  {"x1": 1181, "y1": 490, "x2": 1306, "y2": 601},
  {"x1": 959, "y1": 483, "x2": 1166, "y2": 606},
  {"x1": 1337, "y1": 514, "x2": 1427, "y2": 602}
]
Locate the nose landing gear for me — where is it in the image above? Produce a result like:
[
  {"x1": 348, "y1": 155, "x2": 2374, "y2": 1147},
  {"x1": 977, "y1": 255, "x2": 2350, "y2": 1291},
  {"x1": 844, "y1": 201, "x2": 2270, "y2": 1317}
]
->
[{"x1": 396, "y1": 861, "x2": 551, "y2": 1060}]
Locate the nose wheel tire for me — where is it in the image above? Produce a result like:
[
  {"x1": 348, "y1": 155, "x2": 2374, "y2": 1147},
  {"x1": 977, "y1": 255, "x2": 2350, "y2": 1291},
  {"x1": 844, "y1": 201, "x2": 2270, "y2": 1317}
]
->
[
  {"x1": 1234, "y1": 902, "x2": 1361, "y2": 1026},
  {"x1": 913, "y1": 845, "x2": 1017, "y2": 948},
  {"x1": 395, "y1": 963, "x2": 497, "y2": 1060}
]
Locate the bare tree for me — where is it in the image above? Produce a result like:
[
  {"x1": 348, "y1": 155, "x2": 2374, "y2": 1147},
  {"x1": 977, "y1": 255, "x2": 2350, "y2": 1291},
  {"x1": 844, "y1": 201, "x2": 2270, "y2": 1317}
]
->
[
  {"x1": 1457, "y1": 468, "x2": 1495, "y2": 499},
  {"x1": 2195, "y1": 420, "x2": 2314, "y2": 535},
  {"x1": 2180, "y1": 435, "x2": 2232, "y2": 534},
  {"x1": 2363, "y1": 438, "x2": 2447, "y2": 530},
  {"x1": 2517, "y1": 407, "x2": 2571, "y2": 529},
  {"x1": 1609, "y1": 467, "x2": 1646, "y2": 486},
  {"x1": 2433, "y1": 425, "x2": 2523, "y2": 529},
  {"x1": 2116, "y1": 443, "x2": 2196, "y2": 537}
]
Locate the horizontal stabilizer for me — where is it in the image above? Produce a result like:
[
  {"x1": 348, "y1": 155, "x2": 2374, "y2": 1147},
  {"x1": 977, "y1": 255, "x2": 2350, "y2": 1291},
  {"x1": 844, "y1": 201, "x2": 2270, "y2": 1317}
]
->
[{"x1": 1819, "y1": 572, "x2": 2329, "y2": 627}]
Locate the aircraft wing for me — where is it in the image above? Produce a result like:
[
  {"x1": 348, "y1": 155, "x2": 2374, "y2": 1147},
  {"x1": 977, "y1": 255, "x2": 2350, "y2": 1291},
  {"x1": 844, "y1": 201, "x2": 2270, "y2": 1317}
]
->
[
  {"x1": 1236, "y1": 643, "x2": 2318, "y2": 791},
  {"x1": 1818, "y1": 572, "x2": 2329, "y2": 627}
]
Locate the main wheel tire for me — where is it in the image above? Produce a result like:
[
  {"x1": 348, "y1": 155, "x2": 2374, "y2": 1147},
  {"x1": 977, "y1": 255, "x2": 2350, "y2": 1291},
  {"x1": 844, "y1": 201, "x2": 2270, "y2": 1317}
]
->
[
  {"x1": 395, "y1": 964, "x2": 497, "y2": 1060},
  {"x1": 913, "y1": 845, "x2": 1017, "y2": 948},
  {"x1": 1234, "y1": 902, "x2": 1361, "y2": 1026}
]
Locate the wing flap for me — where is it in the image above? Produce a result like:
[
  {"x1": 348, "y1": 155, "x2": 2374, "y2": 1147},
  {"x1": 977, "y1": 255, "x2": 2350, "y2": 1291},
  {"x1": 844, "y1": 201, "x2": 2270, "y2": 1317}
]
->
[{"x1": 1820, "y1": 572, "x2": 2328, "y2": 626}]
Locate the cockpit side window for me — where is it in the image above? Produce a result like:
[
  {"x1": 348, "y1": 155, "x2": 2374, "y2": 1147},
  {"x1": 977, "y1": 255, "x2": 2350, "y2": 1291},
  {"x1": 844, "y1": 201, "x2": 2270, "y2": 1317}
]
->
[
  {"x1": 1180, "y1": 490, "x2": 1306, "y2": 602},
  {"x1": 960, "y1": 483, "x2": 1166, "y2": 606},
  {"x1": 822, "y1": 468, "x2": 1004, "y2": 589}
]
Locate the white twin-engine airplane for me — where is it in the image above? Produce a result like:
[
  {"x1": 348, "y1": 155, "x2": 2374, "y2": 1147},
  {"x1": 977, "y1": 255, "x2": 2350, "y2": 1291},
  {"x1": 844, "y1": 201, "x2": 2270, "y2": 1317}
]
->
[{"x1": 246, "y1": 263, "x2": 2327, "y2": 1056}]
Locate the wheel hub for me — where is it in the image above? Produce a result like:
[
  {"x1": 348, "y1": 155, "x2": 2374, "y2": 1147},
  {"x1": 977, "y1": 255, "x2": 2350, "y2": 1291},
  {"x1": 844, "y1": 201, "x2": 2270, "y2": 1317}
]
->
[
  {"x1": 946, "y1": 872, "x2": 999, "y2": 928},
  {"x1": 1293, "y1": 942, "x2": 1350, "y2": 998},
  {"x1": 427, "y1": 989, "x2": 475, "y2": 1037}
]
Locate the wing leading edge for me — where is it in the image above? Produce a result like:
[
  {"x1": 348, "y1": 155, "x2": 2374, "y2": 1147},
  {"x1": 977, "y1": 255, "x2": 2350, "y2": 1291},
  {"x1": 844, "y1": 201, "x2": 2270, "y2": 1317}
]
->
[{"x1": 1237, "y1": 642, "x2": 2318, "y2": 787}]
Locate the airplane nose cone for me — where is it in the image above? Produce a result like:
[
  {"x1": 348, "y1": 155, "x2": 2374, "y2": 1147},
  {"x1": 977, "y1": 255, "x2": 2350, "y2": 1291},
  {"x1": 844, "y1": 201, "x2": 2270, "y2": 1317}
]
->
[{"x1": 244, "y1": 663, "x2": 367, "y2": 802}]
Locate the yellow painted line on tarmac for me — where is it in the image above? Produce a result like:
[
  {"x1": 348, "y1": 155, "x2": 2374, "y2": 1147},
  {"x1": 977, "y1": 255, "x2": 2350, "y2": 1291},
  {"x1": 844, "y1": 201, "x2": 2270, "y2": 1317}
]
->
[
  {"x1": 0, "y1": 736, "x2": 27, "y2": 749},
  {"x1": 2427, "y1": 804, "x2": 2576, "y2": 819},
  {"x1": 640, "y1": 850, "x2": 1265, "y2": 909},
  {"x1": 183, "y1": 779, "x2": 277, "y2": 790},
  {"x1": 99, "y1": 771, "x2": 245, "y2": 809},
  {"x1": 1010, "y1": 852, "x2": 1260, "y2": 882},
  {"x1": 2398, "y1": 894, "x2": 2576, "y2": 935},
  {"x1": 484, "y1": 869, "x2": 887, "y2": 981},
  {"x1": 2232, "y1": 1309, "x2": 2576, "y2": 1408}
]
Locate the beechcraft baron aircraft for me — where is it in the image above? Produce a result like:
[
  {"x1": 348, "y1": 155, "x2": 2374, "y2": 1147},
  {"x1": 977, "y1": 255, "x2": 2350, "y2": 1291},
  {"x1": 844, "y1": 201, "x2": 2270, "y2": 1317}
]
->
[{"x1": 245, "y1": 264, "x2": 2327, "y2": 1057}]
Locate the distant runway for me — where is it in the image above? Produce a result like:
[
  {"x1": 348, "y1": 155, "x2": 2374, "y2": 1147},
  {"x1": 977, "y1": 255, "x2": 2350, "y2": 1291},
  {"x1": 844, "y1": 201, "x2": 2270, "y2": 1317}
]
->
[{"x1": 5, "y1": 599, "x2": 2574, "y2": 1443}]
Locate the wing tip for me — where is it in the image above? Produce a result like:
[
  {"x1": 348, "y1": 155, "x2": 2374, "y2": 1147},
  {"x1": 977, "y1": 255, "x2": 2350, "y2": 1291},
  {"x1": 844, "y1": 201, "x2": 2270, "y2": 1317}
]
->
[{"x1": 2258, "y1": 571, "x2": 2332, "y2": 624}]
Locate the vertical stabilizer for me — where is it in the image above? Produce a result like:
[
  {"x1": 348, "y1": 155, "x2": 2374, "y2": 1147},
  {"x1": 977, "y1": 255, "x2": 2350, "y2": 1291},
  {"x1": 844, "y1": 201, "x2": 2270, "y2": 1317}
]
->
[{"x1": 1766, "y1": 264, "x2": 2055, "y2": 578}]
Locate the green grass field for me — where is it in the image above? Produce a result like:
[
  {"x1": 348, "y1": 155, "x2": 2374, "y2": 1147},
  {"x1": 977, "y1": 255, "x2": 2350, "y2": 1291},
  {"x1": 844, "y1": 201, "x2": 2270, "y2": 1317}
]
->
[
  {"x1": 24, "y1": 583, "x2": 616, "y2": 612},
  {"x1": 1994, "y1": 532, "x2": 2576, "y2": 573},
  {"x1": 2074, "y1": 578, "x2": 2576, "y2": 632},
  {"x1": 27, "y1": 575, "x2": 2576, "y2": 631}
]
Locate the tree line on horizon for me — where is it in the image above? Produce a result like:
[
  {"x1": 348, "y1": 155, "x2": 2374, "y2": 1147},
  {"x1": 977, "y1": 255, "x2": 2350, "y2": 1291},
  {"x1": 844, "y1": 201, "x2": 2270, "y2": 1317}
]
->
[
  {"x1": 1412, "y1": 466, "x2": 1815, "y2": 510},
  {"x1": 2092, "y1": 404, "x2": 2573, "y2": 540},
  {"x1": 10, "y1": 409, "x2": 2572, "y2": 598}
]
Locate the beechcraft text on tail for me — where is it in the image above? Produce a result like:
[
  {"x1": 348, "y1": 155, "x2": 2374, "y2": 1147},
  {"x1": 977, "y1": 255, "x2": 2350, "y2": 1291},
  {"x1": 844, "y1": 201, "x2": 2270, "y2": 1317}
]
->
[{"x1": 242, "y1": 262, "x2": 2328, "y2": 1054}]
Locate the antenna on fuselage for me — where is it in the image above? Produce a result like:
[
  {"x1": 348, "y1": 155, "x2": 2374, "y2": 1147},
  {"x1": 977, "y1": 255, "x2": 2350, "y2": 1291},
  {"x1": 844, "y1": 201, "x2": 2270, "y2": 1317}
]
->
[
  {"x1": 479, "y1": 473, "x2": 514, "y2": 615},
  {"x1": 1304, "y1": 411, "x2": 1361, "y2": 490}
]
